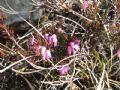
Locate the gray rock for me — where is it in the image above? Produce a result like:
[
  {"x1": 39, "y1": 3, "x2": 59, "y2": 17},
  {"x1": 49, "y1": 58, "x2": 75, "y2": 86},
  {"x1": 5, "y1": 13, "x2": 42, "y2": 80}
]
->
[{"x1": 0, "y1": 0, "x2": 43, "y2": 24}]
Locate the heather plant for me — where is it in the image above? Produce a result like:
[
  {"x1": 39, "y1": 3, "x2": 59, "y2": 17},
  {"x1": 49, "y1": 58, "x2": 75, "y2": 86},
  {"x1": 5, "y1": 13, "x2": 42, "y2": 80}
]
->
[{"x1": 0, "y1": 0, "x2": 120, "y2": 90}]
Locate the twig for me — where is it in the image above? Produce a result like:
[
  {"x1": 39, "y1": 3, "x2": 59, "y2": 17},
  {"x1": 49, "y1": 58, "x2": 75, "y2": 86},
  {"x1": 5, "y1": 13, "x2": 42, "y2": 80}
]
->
[
  {"x1": 57, "y1": 15, "x2": 87, "y2": 31},
  {"x1": 21, "y1": 75, "x2": 36, "y2": 90},
  {"x1": 56, "y1": 1, "x2": 93, "y2": 23},
  {"x1": 0, "y1": 56, "x2": 33, "y2": 73}
]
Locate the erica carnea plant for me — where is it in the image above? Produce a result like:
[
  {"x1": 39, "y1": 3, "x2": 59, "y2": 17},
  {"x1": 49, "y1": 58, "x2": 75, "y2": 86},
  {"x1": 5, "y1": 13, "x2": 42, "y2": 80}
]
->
[{"x1": 0, "y1": 0, "x2": 120, "y2": 90}]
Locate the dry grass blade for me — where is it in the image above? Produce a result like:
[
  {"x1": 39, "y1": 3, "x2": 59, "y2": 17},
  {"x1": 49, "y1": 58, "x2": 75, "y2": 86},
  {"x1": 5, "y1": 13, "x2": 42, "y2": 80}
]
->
[{"x1": 96, "y1": 63, "x2": 105, "y2": 90}]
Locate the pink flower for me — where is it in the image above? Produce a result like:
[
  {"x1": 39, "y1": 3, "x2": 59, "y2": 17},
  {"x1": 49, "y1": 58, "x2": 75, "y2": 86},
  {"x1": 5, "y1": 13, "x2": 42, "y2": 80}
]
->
[
  {"x1": 44, "y1": 33, "x2": 58, "y2": 47},
  {"x1": 57, "y1": 65, "x2": 70, "y2": 75},
  {"x1": 51, "y1": 34, "x2": 58, "y2": 47},
  {"x1": 117, "y1": 48, "x2": 120, "y2": 58},
  {"x1": 48, "y1": 34, "x2": 58, "y2": 47},
  {"x1": 67, "y1": 42, "x2": 75, "y2": 55},
  {"x1": 58, "y1": 27, "x2": 64, "y2": 33},
  {"x1": 74, "y1": 39, "x2": 80, "y2": 45},
  {"x1": 41, "y1": 46, "x2": 47, "y2": 55},
  {"x1": 44, "y1": 33, "x2": 49, "y2": 41},
  {"x1": 67, "y1": 40, "x2": 80, "y2": 55},
  {"x1": 48, "y1": 35, "x2": 53, "y2": 46},
  {"x1": 42, "y1": 50, "x2": 52, "y2": 61},
  {"x1": 30, "y1": 36, "x2": 37, "y2": 45},
  {"x1": 81, "y1": 0, "x2": 89, "y2": 11},
  {"x1": 67, "y1": 46, "x2": 74, "y2": 55},
  {"x1": 73, "y1": 44, "x2": 80, "y2": 52},
  {"x1": 41, "y1": 46, "x2": 52, "y2": 61}
]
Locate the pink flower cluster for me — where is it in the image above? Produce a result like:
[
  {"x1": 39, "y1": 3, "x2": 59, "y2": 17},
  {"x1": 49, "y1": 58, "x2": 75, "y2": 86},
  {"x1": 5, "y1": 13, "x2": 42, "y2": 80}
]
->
[
  {"x1": 44, "y1": 33, "x2": 58, "y2": 48},
  {"x1": 67, "y1": 40, "x2": 80, "y2": 55},
  {"x1": 57, "y1": 65, "x2": 70, "y2": 75},
  {"x1": 29, "y1": 36, "x2": 52, "y2": 61},
  {"x1": 29, "y1": 34, "x2": 80, "y2": 75},
  {"x1": 117, "y1": 48, "x2": 120, "y2": 58},
  {"x1": 81, "y1": 0, "x2": 89, "y2": 11}
]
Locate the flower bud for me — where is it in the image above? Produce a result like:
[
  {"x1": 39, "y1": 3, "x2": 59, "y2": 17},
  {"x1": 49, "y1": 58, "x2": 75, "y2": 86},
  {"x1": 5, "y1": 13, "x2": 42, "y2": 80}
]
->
[
  {"x1": 30, "y1": 36, "x2": 37, "y2": 45},
  {"x1": 57, "y1": 65, "x2": 70, "y2": 75}
]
